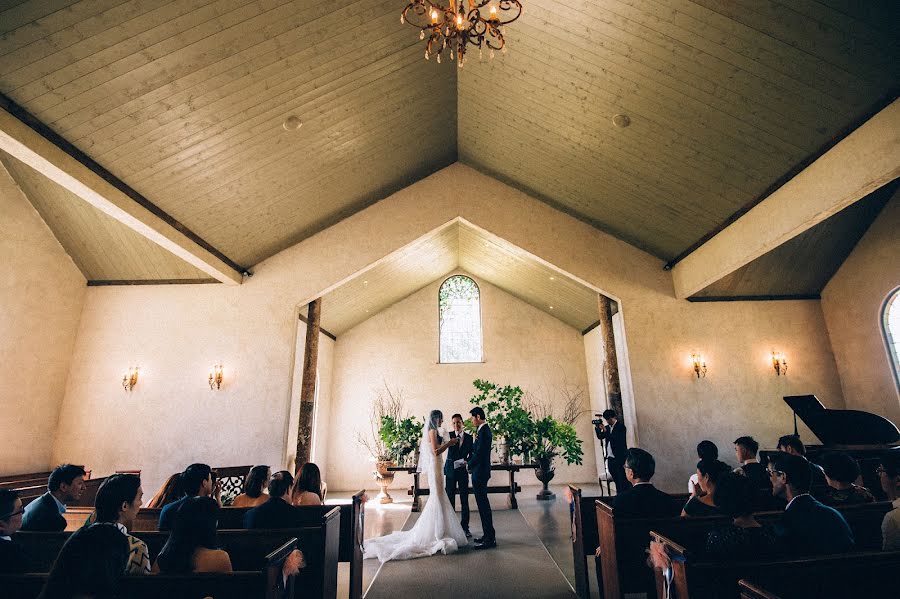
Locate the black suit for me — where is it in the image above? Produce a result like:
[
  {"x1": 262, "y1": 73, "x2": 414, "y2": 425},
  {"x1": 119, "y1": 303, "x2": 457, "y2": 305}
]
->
[
  {"x1": 243, "y1": 496, "x2": 308, "y2": 529},
  {"x1": 444, "y1": 431, "x2": 473, "y2": 532},
  {"x1": 20, "y1": 493, "x2": 66, "y2": 532},
  {"x1": 0, "y1": 538, "x2": 32, "y2": 573},
  {"x1": 596, "y1": 421, "x2": 630, "y2": 492},
  {"x1": 611, "y1": 483, "x2": 678, "y2": 517},
  {"x1": 467, "y1": 423, "x2": 495, "y2": 542},
  {"x1": 776, "y1": 494, "x2": 854, "y2": 554}
]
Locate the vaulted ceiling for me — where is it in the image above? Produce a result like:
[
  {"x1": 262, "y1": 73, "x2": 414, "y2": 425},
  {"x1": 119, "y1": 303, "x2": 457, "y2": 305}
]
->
[{"x1": 0, "y1": 0, "x2": 898, "y2": 291}]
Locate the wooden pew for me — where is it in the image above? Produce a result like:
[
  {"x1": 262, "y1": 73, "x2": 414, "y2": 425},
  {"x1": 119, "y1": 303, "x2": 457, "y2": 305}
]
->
[
  {"x1": 0, "y1": 538, "x2": 297, "y2": 599},
  {"x1": 653, "y1": 531, "x2": 900, "y2": 599},
  {"x1": 738, "y1": 579, "x2": 780, "y2": 599},
  {"x1": 595, "y1": 499, "x2": 892, "y2": 599},
  {"x1": 0, "y1": 471, "x2": 50, "y2": 484}
]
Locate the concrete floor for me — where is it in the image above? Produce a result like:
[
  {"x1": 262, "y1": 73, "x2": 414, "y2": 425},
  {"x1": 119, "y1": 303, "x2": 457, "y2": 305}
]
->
[{"x1": 328, "y1": 482, "x2": 606, "y2": 598}]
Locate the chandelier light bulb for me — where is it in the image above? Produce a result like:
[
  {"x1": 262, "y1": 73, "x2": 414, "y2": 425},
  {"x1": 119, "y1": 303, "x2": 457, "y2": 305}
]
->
[
  {"x1": 490, "y1": 6, "x2": 498, "y2": 20},
  {"x1": 431, "y1": 10, "x2": 438, "y2": 24}
]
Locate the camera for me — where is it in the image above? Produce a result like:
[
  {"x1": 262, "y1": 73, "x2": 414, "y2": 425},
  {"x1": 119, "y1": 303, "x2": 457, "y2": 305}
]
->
[{"x1": 591, "y1": 413, "x2": 604, "y2": 427}]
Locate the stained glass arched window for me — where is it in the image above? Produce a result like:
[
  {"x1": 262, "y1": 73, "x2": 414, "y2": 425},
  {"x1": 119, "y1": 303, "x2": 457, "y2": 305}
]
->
[
  {"x1": 439, "y1": 275, "x2": 483, "y2": 363},
  {"x1": 883, "y1": 288, "x2": 900, "y2": 391}
]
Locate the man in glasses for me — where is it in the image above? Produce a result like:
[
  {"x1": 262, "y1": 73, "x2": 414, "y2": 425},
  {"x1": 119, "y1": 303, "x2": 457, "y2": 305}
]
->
[
  {"x1": 767, "y1": 452, "x2": 853, "y2": 555},
  {"x1": 878, "y1": 452, "x2": 900, "y2": 550},
  {"x1": 0, "y1": 489, "x2": 32, "y2": 573}
]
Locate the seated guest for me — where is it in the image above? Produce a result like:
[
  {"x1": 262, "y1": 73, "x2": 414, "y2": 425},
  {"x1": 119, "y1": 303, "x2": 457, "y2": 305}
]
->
[
  {"x1": 153, "y1": 497, "x2": 232, "y2": 573},
  {"x1": 93, "y1": 474, "x2": 151, "y2": 574},
  {"x1": 777, "y1": 434, "x2": 827, "y2": 491},
  {"x1": 292, "y1": 463, "x2": 325, "y2": 506},
  {"x1": 158, "y1": 463, "x2": 215, "y2": 531},
  {"x1": 232, "y1": 465, "x2": 270, "y2": 508},
  {"x1": 688, "y1": 440, "x2": 719, "y2": 496},
  {"x1": 878, "y1": 452, "x2": 900, "y2": 550},
  {"x1": 705, "y1": 472, "x2": 779, "y2": 559},
  {"x1": 819, "y1": 452, "x2": 875, "y2": 507},
  {"x1": 612, "y1": 448, "x2": 678, "y2": 517},
  {"x1": 682, "y1": 459, "x2": 730, "y2": 517},
  {"x1": 22, "y1": 464, "x2": 86, "y2": 532},
  {"x1": 0, "y1": 489, "x2": 32, "y2": 573},
  {"x1": 734, "y1": 436, "x2": 782, "y2": 510},
  {"x1": 245, "y1": 471, "x2": 308, "y2": 529},
  {"x1": 768, "y1": 452, "x2": 854, "y2": 554},
  {"x1": 37, "y1": 522, "x2": 129, "y2": 599},
  {"x1": 146, "y1": 473, "x2": 182, "y2": 509}
]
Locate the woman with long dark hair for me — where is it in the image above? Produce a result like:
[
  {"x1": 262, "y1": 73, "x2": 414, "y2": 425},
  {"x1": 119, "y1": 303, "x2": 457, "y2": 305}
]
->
[
  {"x1": 292, "y1": 463, "x2": 324, "y2": 506},
  {"x1": 38, "y1": 523, "x2": 128, "y2": 599},
  {"x1": 152, "y1": 497, "x2": 231, "y2": 574},
  {"x1": 232, "y1": 465, "x2": 270, "y2": 508},
  {"x1": 146, "y1": 473, "x2": 183, "y2": 509}
]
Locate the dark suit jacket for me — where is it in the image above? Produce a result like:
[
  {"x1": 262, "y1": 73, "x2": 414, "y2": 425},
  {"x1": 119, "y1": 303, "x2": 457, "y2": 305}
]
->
[
  {"x1": 776, "y1": 494, "x2": 854, "y2": 555},
  {"x1": 611, "y1": 483, "x2": 678, "y2": 518},
  {"x1": 20, "y1": 493, "x2": 66, "y2": 532},
  {"x1": 444, "y1": 431, "x2": 473, "y2": 476},
  {"x1": 244, "y1": 497, "x2": 307, "y2": 529},
  {"x1": 596, "y1": 421, "x2": 627, "y2": 462},
  {"x1": 0, "y1": 538, "x2": 32, "y2": 573},
  {"x1": 468, "y1": 424, "x2": 493, "y2": 484},
  {"x1": 157, "y1": 495, "x2": 189, "y2": 532}
]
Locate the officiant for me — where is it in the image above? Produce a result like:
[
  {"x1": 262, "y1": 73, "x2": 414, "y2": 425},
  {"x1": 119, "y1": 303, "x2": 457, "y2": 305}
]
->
[{"x1": 445, "y1": 413, "x2": 474, "y2": 538}]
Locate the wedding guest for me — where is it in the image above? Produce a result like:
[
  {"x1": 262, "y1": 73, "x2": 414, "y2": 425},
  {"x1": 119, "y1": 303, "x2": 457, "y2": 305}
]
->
[
  {"x1": 682, "y1": 460, "x2": 730, "y2": 517},
  {"x1": 819, "y1": 452, "x2": 875, "y2": 507},
  {"x1": 878, "y1": 452, "x2": 900, "y2": 550},
  {"x1": 22, "y1": 464, "x2": 86, "y2": 532},
  {"x1": 292, "y1": 463, "x2": 324, "y2": 506},
  {"x1": 153, "y1": 497, "x2": 232, "y2": 573},
  {"x1": 158, "y1": 464, "x2": 215, "y2": 531},
  {"x1": 232, "y1": 465, "x2": 270, "y2": 508},
  {"x1": 0, "y1": 489, "x2": 32, "y2": 573},
  {"x1": 777, "y1": 434, "x2": 827, "y2": 490},
  {"x1": 93, "y1": 474, "x2": 151, "y2": 574},
  {"x1": 705, "y1": 472, "x2": 779, "y2": 559},
  {"x1": 688, "y1": 440, "x2": 719, "y2": 496},
  {"x1": 37, "y1": 523, "x2": 128, "y2": 599},
  {"x1": 612, "y1": 448, "x2": 677, "y2": 517},
  {"x1": 768, "y1": 452, "x2": 853, "y2": 554},
  {"x1": 734, "y1": 436, "x2": 782, "y2": 510},
  {"x1": 146, "y1": 473, "x2": 182, "y2": 509},
  {"x1": 246, "y1": 471, "x2": 307, "y2": 529}
]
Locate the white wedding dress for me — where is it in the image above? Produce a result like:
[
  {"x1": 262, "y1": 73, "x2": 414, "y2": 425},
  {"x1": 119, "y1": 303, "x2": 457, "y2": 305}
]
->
[{"x1": 364, "y1": 429, "x2": 468, "y2": 562}]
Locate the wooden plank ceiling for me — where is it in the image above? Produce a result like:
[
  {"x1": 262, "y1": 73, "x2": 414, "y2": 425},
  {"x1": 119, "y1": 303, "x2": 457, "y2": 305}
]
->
[
  {"x1": 690, "y1": 180, "x2": 898, "y2": 300},
  {"x1": 319, "y1": 221, "x2": 600, "y2": 335},
  {"x1": 0, "y1": 1, "x2": 897, "y2": 292}
]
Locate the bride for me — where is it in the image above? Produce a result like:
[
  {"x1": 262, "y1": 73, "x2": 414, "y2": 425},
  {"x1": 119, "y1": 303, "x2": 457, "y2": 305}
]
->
[{"x1": 364, "y1": 410, "x2": 469, "y2": 562}]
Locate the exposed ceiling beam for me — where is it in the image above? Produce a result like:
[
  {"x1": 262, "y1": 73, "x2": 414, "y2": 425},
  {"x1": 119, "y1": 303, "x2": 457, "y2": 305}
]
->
[
  {"x1": 0, "y1": 99, "x2": 244, "y2": 285},
  {"x1": 671, "y1": 98, "x2": 900, "y2": 299}
]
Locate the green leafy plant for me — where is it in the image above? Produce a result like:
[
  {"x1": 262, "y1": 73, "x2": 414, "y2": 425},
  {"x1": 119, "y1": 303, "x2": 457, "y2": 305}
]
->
[
  {"x1": 379, "y1": 414, "x2": 423, "y2": 462},
  {"x1": 356, "y1": 383, "x2": 415, "y2": 462},
  {"x1": 528, "y1": 417, "x2": 584, "y2": 465},
  {"x1": 468, "y1": 379, "x2": 534, "y2": 455}
]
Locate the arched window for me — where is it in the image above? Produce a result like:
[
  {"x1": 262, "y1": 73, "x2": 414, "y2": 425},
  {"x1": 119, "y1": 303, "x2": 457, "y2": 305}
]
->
[
  {"x1": 884, "y1": 288, "x2": 900, "y2": 391},
  {"x1": 439, "y1": 275, "x2": 483, "y2": 363}
]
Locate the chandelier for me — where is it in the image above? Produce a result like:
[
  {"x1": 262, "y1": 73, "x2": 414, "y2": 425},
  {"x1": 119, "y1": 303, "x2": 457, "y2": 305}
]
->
[{"x1": 400, "y1": 1, "x2": 523, "y2": 67}]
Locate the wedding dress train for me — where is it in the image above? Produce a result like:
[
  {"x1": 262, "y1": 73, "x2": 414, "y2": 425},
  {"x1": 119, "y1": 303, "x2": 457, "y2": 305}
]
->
[{"x1": 363, "y1": 431, "x2": 468, "y2": 562}]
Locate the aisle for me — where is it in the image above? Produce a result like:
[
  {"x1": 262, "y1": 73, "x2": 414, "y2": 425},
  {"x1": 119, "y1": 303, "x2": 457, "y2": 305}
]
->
[{"x1": 364, "y1": 509, "x2": 576, "y2": 599}]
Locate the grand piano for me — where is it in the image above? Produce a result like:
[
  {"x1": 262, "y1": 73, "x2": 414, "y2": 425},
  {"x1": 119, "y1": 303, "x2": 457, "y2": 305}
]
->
[{"x1": 762, "y1": 395, "x2": 900, "y2": 499}]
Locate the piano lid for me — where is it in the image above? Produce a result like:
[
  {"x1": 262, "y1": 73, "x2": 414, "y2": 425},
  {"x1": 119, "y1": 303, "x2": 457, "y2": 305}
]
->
[{"x1": 784, "y1": 395, "x2": 900, "y2": 446}]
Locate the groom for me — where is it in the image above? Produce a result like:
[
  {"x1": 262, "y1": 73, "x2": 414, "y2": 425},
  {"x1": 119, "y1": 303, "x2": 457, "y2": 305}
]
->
[{"x1": 468, "y1": 406, "x2": 496, "y2": 549}]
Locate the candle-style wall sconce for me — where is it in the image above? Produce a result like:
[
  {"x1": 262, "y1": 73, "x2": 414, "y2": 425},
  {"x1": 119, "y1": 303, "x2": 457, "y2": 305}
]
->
[
  {"x1": 772, "y1": 351, "x2": 788, "y2": 376},
  {"x1": 122, "y1": 366, "x2": 139, "y2": 392},
  {"x1": 690, "y1": 353, "x2": 707, "y2": 379},
  {"x1": 209, "y1": 364, "x2": 224, "y2": 390}
]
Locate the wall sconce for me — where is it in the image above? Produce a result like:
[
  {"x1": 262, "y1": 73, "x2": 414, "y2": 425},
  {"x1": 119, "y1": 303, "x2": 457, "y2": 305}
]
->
[
  {"x1": 122, "y1": 367, "x2": 139, "y2": 392},
  {"x1": 209, "y1": 364, "x2": 224, "y2": 390},
  {"x1": 772, "y1": 351, "x2": 788, "y2": 376},
  {"x1": 690, "y1": 353, "x2": 707, "y2": 379}
]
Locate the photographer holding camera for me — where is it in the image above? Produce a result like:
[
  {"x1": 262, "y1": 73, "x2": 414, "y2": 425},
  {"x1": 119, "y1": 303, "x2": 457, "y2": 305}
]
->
[{"x1": 594, "y1": 409, "x2": 630, "y2": 493}]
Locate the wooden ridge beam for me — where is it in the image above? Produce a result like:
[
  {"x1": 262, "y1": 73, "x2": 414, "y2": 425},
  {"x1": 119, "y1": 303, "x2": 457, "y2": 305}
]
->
[
  {"x1": 672, "y1": 98, "x2": 900, "y2": 299},
  {"x1": 0, "y1": 97, "x2": 244, "y2": 285}
]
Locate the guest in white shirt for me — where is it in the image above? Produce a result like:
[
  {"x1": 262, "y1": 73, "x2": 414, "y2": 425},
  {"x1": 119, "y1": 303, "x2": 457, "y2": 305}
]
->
[{"x1": 878, "y1": 453, "x2": 900, "y2": 551}]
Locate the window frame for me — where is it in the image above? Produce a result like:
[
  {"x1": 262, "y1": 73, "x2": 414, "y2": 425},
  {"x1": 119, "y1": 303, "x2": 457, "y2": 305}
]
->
[
  {"x1": 437, "y1": 275, "x2": 484, "y2": 364},
  {"x1": 882, "y1": 286, "x2": 900, "y2": 394}
]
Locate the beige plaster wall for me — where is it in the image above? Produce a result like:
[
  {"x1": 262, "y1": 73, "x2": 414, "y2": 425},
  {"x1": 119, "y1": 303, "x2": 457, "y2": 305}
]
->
[
  {"x1": 0, "y1": 163, "x2": 85, "y2": 475},
  {"x1": 327, "y1": 273, "x2": 597, "y2": 490},
  {"x1": 822, "y1": 193, "x2": 900, "y2": 424},
  {"x1": 50, "y1": 164, "x2": 845, "y2": 493}
]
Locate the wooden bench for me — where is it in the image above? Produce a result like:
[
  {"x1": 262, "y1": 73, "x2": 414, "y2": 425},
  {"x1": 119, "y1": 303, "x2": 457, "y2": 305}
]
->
[
  {"x1": 19, "y1": 475, "x2": 107, "y2": 508},
  {"x1": 653, "y1": 531, "x2": 900, "y2": 599},
  {"x1": 0, "y1": 538, "x2": 297, "y2": 599},
  {"x1": 594, "y1": 498, "x2": 892, "y2": 599},
  {"x1": 738, "y1": 579, "x2": 779, "y2": 599},
  {"x1": 388, "y1": 464, "x2": 534, "y2": 511},
  {"x1": 0, "y1": 471, "x2": 50, "y2": 484}
]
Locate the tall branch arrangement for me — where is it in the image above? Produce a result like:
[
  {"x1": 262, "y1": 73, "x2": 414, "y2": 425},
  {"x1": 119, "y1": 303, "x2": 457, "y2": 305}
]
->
[{"x1": 355, "y1": 383, "x2": 422, "y2": 463}]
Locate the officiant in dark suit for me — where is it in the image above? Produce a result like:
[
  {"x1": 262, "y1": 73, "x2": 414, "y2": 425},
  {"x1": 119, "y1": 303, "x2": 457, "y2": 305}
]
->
[{"x1": 445, "y1": 413, "x2": 474, "y2": 537}]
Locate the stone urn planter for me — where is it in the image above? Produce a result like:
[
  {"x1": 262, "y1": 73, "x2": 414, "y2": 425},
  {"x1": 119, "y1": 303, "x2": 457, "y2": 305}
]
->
[
  {"x1": 534, "y1": 456, "x2": 556, "y2": 501},
  {"x1": 374, "y1": 460, "x2": 396, "y2": 504}
]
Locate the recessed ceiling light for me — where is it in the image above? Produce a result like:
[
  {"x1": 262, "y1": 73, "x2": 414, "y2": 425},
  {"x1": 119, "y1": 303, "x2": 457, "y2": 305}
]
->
[
  {"x1": 549, "y1": 276, "x2": 555, "y2": 281},
  {"x1": 282, "y1": 115, "x2": 302, "y2": 131},
  {"x1": 612, "y1": 114, "x2": 631, "y2": 128},
  {"x1": 549, "y1": 305, "x2": 554, "y2": 310}
]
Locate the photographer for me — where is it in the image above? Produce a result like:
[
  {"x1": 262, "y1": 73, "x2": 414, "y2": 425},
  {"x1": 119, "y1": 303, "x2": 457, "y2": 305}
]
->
[{"x1": 594, "y1": 409, "x2": 630, "y2": 492}]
